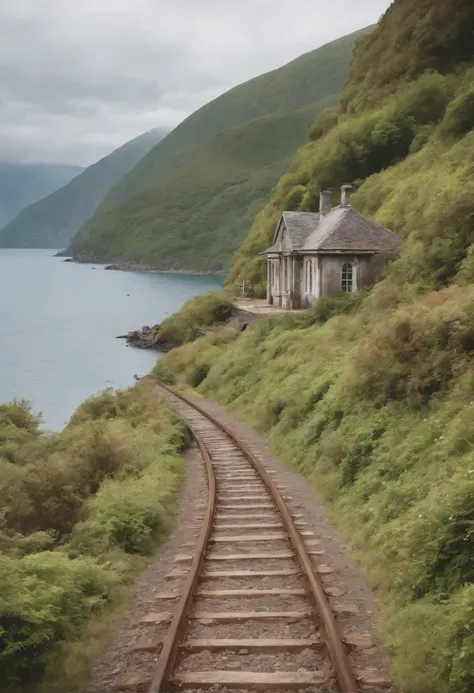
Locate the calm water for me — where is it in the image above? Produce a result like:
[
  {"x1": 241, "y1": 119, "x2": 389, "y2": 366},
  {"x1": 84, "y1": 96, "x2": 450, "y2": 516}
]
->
[{"x1": 0, "y1": 249, "x2": 222, "y2": 429}]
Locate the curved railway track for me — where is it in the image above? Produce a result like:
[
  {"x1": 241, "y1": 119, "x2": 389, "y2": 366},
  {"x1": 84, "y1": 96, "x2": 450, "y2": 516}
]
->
[{"x1": 116, "y1": 383, "x2": 391, "y2": 693}]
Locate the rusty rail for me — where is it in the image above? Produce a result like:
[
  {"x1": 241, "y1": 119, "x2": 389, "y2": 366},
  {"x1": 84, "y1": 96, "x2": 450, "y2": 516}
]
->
[
  {"x1": 151, "y1": 382, "x2": 359, "y2": 693},
  {"x1": 148, "y1": 427, "x2": 216, "y2": 692}
]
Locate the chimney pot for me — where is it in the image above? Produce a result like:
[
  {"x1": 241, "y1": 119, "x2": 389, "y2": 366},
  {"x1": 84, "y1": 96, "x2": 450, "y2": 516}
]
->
[
  {"x1": 341, "y1": 185, "x2": 353, "y2": 207},
  {"x1": 320, "y1": 190, "x2": 332, "y2": 216}
]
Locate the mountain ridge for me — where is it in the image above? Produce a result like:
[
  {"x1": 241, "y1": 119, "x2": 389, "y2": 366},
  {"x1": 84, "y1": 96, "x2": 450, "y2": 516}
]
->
[
  {"x1": 0, "y1": 163, "x2": 82, "y2": 230},
  {"x1": 66, "y1": 27, "x2": 372, "y2": 269},
  {"x1": 0, "y1": 128, "x2": 168, "y2": 249}
]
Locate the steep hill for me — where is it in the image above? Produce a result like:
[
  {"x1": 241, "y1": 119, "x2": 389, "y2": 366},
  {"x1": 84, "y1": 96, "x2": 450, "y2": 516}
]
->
[
  {"x1": 0, "y1": 129, "x2": 167, "y2": 249},
  {"x1": 66, "y1": 28, "x2": 371, "y2": 269},
  {"x1": 0, "y1": 163, "x2": 82, "y2": 230},
  {"x1": 229, "y1": 0, "x2": 474, "y2": 291},
  {"x1": 154, "y1": 1, "x2": 474, "y2": 691}
]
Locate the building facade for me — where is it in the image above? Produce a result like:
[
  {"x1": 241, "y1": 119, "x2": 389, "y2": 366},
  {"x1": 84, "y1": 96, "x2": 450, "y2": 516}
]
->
[{"x1": 263, "y1": 185, "x2": 402, "y2": 309}]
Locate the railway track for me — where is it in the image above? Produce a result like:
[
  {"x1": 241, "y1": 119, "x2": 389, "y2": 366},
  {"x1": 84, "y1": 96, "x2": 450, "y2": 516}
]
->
[{"x1": 116, "y1": 384, "x2": 391, "y2": 693}]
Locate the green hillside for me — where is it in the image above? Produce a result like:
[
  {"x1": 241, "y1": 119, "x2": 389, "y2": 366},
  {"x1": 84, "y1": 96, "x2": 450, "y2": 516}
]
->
[
  {"x1": 0, "y1": 129, "x2": 167, "y2": 249},
  {"x1": 153, "y1": 2, "x2": 474, "y2": 691},
  {"x1": 0, "y1": 162, "x2": 82, "y2": 230},
  {"x1": 66, "y1": 28, "x2": 371, "y2": 268},
  {"x1": 228, "y1": 0, "x2": 474, "y2": 291}
]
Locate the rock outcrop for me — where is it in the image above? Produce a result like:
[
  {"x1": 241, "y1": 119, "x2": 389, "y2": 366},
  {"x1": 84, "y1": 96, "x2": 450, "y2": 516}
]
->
[{"x1": 117, "y1": 324, "x2": 171, "y2": 352}]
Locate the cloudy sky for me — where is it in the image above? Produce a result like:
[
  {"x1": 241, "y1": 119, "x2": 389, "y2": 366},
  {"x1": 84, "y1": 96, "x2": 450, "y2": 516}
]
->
[{"x1": 0, "y1": 0, "x2": 391, "y2": 167}]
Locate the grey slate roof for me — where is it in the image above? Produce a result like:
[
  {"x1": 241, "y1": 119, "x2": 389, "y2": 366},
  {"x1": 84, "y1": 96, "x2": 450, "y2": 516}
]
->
[
  {"x1": 302, "y1": 206, "x2": 402, "y2": 252},
  {"x1": 262, "y1": 205, "x2": 401, "y2": 255},
  {"x1": 262, "y1": 211, "x2": 319, "y2": 254}
]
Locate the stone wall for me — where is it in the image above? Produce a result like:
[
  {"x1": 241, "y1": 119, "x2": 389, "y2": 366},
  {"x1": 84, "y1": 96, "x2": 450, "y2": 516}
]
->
[{"x1": 230, "y1": 307, "x2": 262, "y2": 327}]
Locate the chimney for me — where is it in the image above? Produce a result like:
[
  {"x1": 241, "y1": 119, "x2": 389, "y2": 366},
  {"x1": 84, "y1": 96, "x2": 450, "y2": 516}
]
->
[
  {"x1": 319, "y1": 190, "x2": 332, "y2": 216},
  {"x1": 341, "y1": 184, "x2": 353, "y2": 207}
]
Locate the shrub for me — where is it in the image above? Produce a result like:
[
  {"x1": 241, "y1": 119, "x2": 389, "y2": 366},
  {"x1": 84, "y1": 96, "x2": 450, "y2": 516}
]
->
[
  {"x1": 387, "y1": 587, "x2": 474, "y2": 693},
  {"x1": 284, "y1": 185, "x2": 306, "y2": 210},
  {"x1": 0, "y1": 552, "x2": 118, "y2": 688},
  {"x1": 308, "y1": 107, "x2": 340, "y2": 141},
  {"x1": 306, "y1": 292, "x2": 366, "y2": 324},
  {"x1": 158, "y1": 291, "x2": 233, "y2": 346},
  {"x1": 152, "y1": 359, "x2": 177, "y2": 385},
  {"x1": 0, "y1": 386, "x2": 186, "y2": 691},
  {"x1": 0, "y1": 401, "x2": 42, "y2": 438},
  {"x1": 440, "y1": 83, "x2": 474, "y2": 138},
  {"x1": 69, "y1": 455, "x2": 181, "y2": 556},
  {"x1": 189, "y1": 363, "x2": 211, "y2": 388}
]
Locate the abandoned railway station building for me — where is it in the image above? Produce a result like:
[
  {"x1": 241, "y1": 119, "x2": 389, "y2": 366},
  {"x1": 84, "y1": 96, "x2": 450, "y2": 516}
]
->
[{"x1": 263, "y1": 185, "x2": 402, "y2": 309}]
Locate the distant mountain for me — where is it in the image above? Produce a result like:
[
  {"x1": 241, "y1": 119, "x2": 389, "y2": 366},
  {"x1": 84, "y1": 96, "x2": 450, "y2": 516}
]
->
[
  {"x1": 66, "y1": 28, "x2": 372, "y2": 271},
  {"x1": 0, "y1": 128, "x2": 168, "y2": 249},
  {"x1": 0, "y1": 163, "x2": 82, "y2": 230}
]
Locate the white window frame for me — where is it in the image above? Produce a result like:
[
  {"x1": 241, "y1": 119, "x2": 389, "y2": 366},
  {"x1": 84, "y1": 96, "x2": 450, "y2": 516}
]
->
[
  {"x1": 341, "y1": 262, "x2": 355, "y2": 293},
  {"x1": 305, "y1": 259, "x2": 313, "y2": 294}
]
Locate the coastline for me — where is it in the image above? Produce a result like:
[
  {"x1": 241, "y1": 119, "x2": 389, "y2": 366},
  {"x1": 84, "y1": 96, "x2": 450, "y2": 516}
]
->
[{"x1": 57, "y1": 253, "x2": 226, "y2": 277}]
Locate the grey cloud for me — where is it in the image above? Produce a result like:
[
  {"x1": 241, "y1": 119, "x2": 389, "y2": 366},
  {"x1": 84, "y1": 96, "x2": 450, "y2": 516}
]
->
[{"x1": 0, "y1": 0, "x2": 391, "y2": 166}]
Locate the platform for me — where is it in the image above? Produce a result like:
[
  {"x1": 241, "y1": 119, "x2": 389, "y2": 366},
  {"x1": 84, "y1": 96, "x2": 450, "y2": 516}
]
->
[{"x1": 233, "y1": 300, "x2": 305, "y2": 317}]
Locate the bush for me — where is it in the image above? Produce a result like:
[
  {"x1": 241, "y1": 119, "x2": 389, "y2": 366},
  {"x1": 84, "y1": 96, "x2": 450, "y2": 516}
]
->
[
  {"x1": 440, "y1": 83, "x2": 474, "y2": 138},
  {"x1": 69, "y1": 451, "x2": 181, "y2": 556},
  {"x1": 284, "y1": 185, "x2": 306, "y2": 210},
  {"x1": 308, "y1": 107, "x2": 339, "y2": 141},
  {"x1": 0, "y1": 385, "x2": 186, "y2": 691},
  {"x1": 189, "y1": 363, "x2": 211, "y2": 388},
  {"x1": 158, "y1": 291, "x2": 233, "y2": 346},
  {"x1": 0, "y1": 552, "x2": 118, "y2": 688},
  {"x1": 0, "y1": 401, "x2": 42, "y2": 438},
  {"x1": 306, "y1": 292, "x2": 366, "y2": 324},
  {"x1": 387, "y1": 587, "x2": 474, "y2": 693}
]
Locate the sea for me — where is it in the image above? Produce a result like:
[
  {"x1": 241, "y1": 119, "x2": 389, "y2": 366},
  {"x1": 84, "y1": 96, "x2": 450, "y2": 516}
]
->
[{"x1": 0, "y1": 249, "x2": 223, "y2": 430}]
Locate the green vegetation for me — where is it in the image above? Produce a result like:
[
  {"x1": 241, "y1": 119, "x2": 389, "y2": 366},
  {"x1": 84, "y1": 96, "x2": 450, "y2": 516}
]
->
[
  {"x1": 341, "y1": 0, "x2": 474, "y2": 113},
  {"x1": 0, "y1": 129, "x2": 167, "y2": 249},
  {"x1": 151, "y1": 2, "x2": 474, "y2": 691},
  {"x1": 159, "y1": 290, "x2": 233, "y2": 347},
  {"x1": 66, "y1": 28, "x2": 372, "y2": 269},
  {"x1": 229, "y1": 68, "x2": 474, "y2": 292},
  {"x1": 154, "y1": 286, "x2": 474, "y2": 693},
  {"x1": 0, "y1": 385, "x2": 186, "y2": 692}
]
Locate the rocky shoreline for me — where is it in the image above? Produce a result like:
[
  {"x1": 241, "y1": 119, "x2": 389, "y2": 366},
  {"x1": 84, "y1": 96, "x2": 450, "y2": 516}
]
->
[
  {"x1": 57, "y1": 253, "x2": 225, "y2": 277},
  {"x1": 116, "y1": 324, "x2": 173, "y2": 352},
  {"x1": 104, "y1": 263, "x2": 225, "y2": 276}
]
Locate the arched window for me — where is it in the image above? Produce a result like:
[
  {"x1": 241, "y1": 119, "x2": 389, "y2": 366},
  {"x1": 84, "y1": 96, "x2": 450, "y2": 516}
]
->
[
  {"x1": 305, "y1": 259, "x2": 313, "y2": 293},
  {"x1": 341, "y1": 263, "x2": 354, "y2": 293}
]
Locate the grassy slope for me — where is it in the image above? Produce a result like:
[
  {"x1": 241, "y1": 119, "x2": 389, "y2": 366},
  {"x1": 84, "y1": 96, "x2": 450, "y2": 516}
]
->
[
  {"x1": 0, "y1": 129, "x2": 167, "y2": 249},
  {"x1": 0, "y1": 384, "x2": 186, "y2": 692},
  {"x1": 152, "y1": 2, "x2": 474, "y2": 691},
  {"x1": 69, "y1": 102, "x2": 336, "y2": 270},
  {"x1": 66, "y1": 28, "x2": 371, "y2": 268}
]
